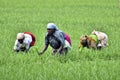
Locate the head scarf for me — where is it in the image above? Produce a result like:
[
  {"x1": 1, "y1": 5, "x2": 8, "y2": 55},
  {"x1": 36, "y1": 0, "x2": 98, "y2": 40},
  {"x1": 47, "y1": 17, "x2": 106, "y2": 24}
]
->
[{"x1": 47, "y1": 23, "x2": 58, "y2": 30}]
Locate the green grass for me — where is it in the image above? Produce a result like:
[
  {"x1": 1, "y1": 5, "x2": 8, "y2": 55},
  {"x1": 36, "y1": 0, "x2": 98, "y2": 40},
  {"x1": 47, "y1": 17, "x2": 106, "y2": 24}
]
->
[{"x1": 0, "y1": 0, "x2": 120, "y2": 80}]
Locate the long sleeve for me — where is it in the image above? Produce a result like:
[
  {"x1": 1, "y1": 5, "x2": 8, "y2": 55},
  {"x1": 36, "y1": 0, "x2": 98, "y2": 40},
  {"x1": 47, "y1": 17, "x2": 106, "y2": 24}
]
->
[{"x1": 14, "y1": 40, "x2": 20, "y2": 51}]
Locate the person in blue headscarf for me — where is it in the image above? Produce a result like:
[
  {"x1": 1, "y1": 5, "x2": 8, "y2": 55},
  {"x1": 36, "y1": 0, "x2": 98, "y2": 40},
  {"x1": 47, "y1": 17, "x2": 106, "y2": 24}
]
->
[{"x1": 38, "y1": 23, "x2": 71, "y2": 55}]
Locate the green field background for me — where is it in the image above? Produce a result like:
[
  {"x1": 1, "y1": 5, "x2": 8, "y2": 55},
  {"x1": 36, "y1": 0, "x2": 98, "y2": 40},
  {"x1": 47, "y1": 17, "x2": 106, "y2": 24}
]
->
[{"x1": 0, "y1": 0, "x2": 120, "y2": 80}]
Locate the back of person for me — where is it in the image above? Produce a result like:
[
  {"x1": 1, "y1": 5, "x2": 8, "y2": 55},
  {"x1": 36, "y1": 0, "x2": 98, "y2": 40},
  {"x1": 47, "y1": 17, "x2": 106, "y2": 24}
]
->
[{"x1": 24, "y1": 32, "x2": 36, "y2": 46}]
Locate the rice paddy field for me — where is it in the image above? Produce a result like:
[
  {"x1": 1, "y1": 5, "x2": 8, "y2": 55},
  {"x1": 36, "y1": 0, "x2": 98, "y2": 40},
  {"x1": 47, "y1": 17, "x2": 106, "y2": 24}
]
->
[{"x1": 0, "y1": 0, "x2": 120, "y2": 80}]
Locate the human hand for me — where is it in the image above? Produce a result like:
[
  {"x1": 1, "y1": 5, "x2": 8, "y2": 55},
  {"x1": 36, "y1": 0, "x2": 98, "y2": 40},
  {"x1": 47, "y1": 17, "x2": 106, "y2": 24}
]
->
[
  {"x1": 14, "y1": 49, "x2": 19, "y2": 52},
  {"x1": 38, "y1": 51, "x2": 43, "y2": 55},
  {"x1": 20, "y1": 47, "x2": 26, "y2": 51},
  {"x1": 57, "y1": 50, "x2": 62, "y2": 54}
]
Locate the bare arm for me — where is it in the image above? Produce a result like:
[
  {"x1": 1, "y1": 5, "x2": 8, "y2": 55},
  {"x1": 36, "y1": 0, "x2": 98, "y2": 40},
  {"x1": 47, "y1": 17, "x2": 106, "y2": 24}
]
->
[{"x1": 38, "y1": 44, "x2": 48, "y2": 55}]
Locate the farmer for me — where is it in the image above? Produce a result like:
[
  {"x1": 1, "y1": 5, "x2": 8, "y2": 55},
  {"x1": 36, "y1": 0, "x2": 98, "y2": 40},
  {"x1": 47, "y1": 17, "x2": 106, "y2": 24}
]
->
[
  {"x1": 38, "y1": 23, "x2": 72, "y2": 55},
  {"x1": 14, "y1": 32, "x2": 36, "y2": 52}
]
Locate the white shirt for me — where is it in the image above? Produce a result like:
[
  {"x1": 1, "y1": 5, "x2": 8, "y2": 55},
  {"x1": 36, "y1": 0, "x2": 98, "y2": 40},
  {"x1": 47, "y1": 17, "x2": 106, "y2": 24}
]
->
[{"x1": 14, "y1": 34, "x2": 32, "y2": 51}]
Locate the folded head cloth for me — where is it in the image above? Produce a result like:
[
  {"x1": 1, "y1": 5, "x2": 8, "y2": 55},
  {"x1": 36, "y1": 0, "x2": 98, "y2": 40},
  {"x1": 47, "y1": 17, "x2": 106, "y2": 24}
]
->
[{"x1": 17, "y1": 33, "x2": 24, "y2": 40}]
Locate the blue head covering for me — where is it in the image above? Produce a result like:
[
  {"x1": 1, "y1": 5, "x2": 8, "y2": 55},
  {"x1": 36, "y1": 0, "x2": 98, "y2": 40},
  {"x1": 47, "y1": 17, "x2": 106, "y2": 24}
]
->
[{"x1": 47, "y1": 23, "x2": 58, "y2": 30}]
